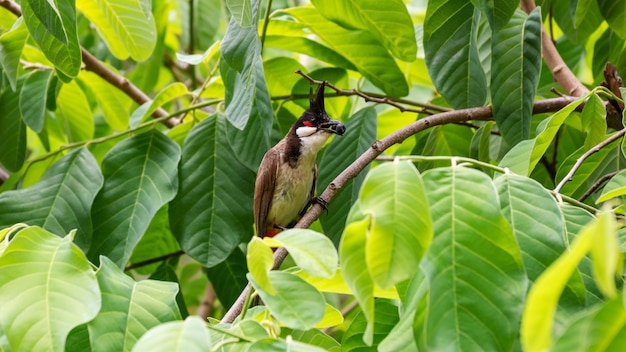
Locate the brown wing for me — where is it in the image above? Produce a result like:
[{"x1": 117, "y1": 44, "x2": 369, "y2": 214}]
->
[{"x1": 254, "y1": 148, "x2": 280, "y2": 236}]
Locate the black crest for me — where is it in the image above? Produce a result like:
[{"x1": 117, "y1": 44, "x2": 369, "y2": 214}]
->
[{"x1": 309, "y1": 82, "x2": 327, "y2": 115}]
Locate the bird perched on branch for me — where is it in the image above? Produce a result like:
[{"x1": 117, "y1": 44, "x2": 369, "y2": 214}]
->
[{"x1": 254, "y1": 82, "x2": 346, "y2": 238}]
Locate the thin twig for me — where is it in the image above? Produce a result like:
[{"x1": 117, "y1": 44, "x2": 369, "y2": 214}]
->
[
  {"x1": 295, "y1": 69, "x2": 450, "y2": 114},
  {"x1": 578, "y1": 170, "x2": 620, "y2": 202},
  {"x1": 260, "y1": 0, "x2": 274, "y2": 49},
  {"x1": 554, "y1": 129, "x2": 626, "y2": 194},
  {"x1": 124, "y1": 250, "x2": 184, "y2": 271}
]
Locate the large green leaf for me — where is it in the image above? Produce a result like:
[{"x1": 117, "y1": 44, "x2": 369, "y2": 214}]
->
[
  {"x1": 596, "y1": 0, "x2": 626, "y2": 40},
  {"x1": 491, "y1": 8, "x2": 541, "y2": 144},
  {"x1": 421, "y1": 166, "x2": 527, "y2": 351},
  {"x1": 0, "y1": 227, "x2": 100, "y2": 352},
  {"x1": 77, "y1": 0, "x2": 157, "y2": 61},
  {"x1": 22, "y1": 0, "x2": 81, "y2": 79},
  {"x1": 78, "y1": 71, "x2": 133, "y2": 130},
  {"x1": 89, "y1": 130, "x2": 181, "y2": 267},
  {"x1": 270, "y1": 229, "x2": 338, "y2": 278},
  {"x1": 495, "y1": 174, "x2": 586, "y2": 306},
  {"x1": 553, "y1": 0, "x2": 603, "y2": 44},
  {"x1": 225, "y1": 0, "x2": 252, "y2": 27},
  {"x1": 283, "y1": 7, "x2": 408, "y2": 97},
  {"x1": 129, "y1": 82, "x2": 190, "y2": 128},
  {"x1": 86, "y1": 257, "x2": 181, "y2": 351},
  {"x1": 19, "y1": 69, "x2": 53, "y2": 133},
  {"x1": 131, "y1": 316, "x2": 211, "y2": 352},
  {"x1": 311, "y1": 0, "x2": 416, "y2": 61},
  {"x1": 359, "y1": 161, "x2": 432, "y2": 289},
  {"x1": 0, "y1": 148, "x2": 103, "y2": 251},
  {"x1": 0, "y1": 18, "x2": 29, "y2": 91},
  {"x1": 424, "y1": 0, "x2": 487, "y2": 108},
  {"x1": 319, "y1": 107, "x2": 377, "y2": 245},
  {"x1": 264, "y1": 35, "x2": 356, "y2": 70},
  {"x1": 249, "y1": 271, "x2": 326, "y2": 331},
  {"x1": 472, "y1": 0, "x2": 518, "y2": 30},
  {"x1": 0, "y1": 85, "x2": 26, "y2": 172},
  {"x1": 552, "y1": 296, "x2": 626, "y2": 351},
  {"x1": 247, "y1": 236, "x2": 275, "y2": 294},
  {"x1": 169, "y1": 115, "x2": 255, "y2": 268}
]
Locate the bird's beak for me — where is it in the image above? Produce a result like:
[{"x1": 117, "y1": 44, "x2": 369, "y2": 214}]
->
[{"x1": 318, "y1": 120, "x2": 346, "y2": 136}]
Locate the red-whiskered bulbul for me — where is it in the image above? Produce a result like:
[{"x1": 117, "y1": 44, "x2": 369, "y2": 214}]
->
[{"x1": 254, "y1": 83, "x2": 346, "y2": 238}]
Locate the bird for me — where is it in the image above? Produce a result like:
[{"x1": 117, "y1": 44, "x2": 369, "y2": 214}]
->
[{"x1": 254, "y1": 82, "x2": 346, "y2": 238}]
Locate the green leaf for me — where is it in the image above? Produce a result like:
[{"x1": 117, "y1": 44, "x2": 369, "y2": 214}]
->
[
  {"x1": 279, "y1": 328, "x2": 341, "y2": 352},
  {"x1": 0, "y1": 227, "x2": 100, "y2": 352},
  {"x1": 249, "y1": 271, "x2": 326, "y2": 331},
  {"x1": 248, "y1": 236, "x2": 275, "y2": 295},
  {"x1": 170, "y1": 115, "x2": 255, "y2": 267},
  {"x1": 552, "y1": 296, "x2": 626, "y2": 351},
  {"x1": 424, "y1": 1, "x2": 487, "y2": 108},
  {"x1": 581, "y1": 93, "x2": 607, "y2": 149},
  {"x1": 89, "y1": 130, "x2": 181, "y2": 267},
  {"x1": 0, "y1": 85, "x2": 26, "y2": 172},
  {"x1": 589, "y1": 209, "x2": 619, "y2": 298},
  {"x1": 19, "y1": 69, "x2": 53, "y2": 133},
  {"x1": 264, "y1": 35, "x2": 356, "y2": 70},
  {"x1": 205, "y1": 248, "x2": 248, "y2": 308},
  {"x1": 472, "y1": 0, "x2": 518, "y2": 30},
  {"x1": 223, "y1": 58, "x2": 273, "y2": 167},
  {"x1": 129, "y1": 82, "x2": 190, "y2": 128},
  {"x1": 76, "y1": 0, "x2": 157, "y2": 61},
  {"x1": 87, "y1": 257, "x2": 181, "y2": 351},
  {"x1": 521, "y1": 211, "x2": 607, "y2": 351},
  {"x1": 55, "y1": 80, "x2": 94, "y2": 142},
  {"x1": 248, "y1": 338, "x2": 327, "y2": 352},
  {"x1": 225, "y1": 0, "x2": 252, "y2": 27},
  {"x1": 495, "y1": 174, "x2": 586, "y2": 306},
  {"x1": 319, "y1": 107, "x2": 377, "y2": 245},
  {"x1": 0, "y1": 18, "x2": 29, "y2": 91},
  {"x1": 132, "y1": 316, "x2": 211, "y2": 352},
  {"x1": 597, "y1": 169, "x2": 626, "y2": 203},
  {"x1": 342, "y1": 300, "x2": 399, "y2": 351},
  {"x1": 22, "y1": 0, "x2": 81, "y2": 79},
  {"x1": 554, "y1": 0, "x2": 603, "y2": 43},
  {"x1": 283, "y1": 7, "x2": 408, "y2": 97},
  {"x1": 499, "y1": 94, "x2": 588, "y2": 175},
  {"x1": 271, "y1": 229, "x2": 338, "y2": 278},
  {"x1": 311, "y1": 0, "x2": 417, "y2": 61},
  {"x1": 339, "y1": 214, "x2": 375, "y2": 344},
  {"x1": 597, "y1": 0, "x2": 626, "y2": 40},
  {"x1": 421, "y1": 166, "x2": 527, "y2": 351},
  {"x1": 491, "y1": 8, "x2": 541, "y2": 144},
  {"x1": 469, "y1": 121, "x2": 495, "y2": 165},
  {"x1": 359, "y1": 161, "x2": 432, "y2": 289},
  {"x1": 0, "y1": 148, "x2": 103, "y2": 251}
]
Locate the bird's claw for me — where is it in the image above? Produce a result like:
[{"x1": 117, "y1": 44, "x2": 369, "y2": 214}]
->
[{"x1": 312, "y1": 197, "x2": 329, "y2": 214}]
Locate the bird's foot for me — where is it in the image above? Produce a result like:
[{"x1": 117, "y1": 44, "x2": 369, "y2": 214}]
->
[{"x1": 311, "y1": 196, "x2": 328, "y2": 214}]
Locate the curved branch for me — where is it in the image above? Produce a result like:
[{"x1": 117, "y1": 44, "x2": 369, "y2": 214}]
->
[
  {"x1": 220, "y1": 95, "x2": 578, "y2": 324},
  {"x1": 520, "y1": 0, "x2": 589, "y2": 97},
  {"x1": 0, "y1": 0, "x2": 177, "y2": 128}
]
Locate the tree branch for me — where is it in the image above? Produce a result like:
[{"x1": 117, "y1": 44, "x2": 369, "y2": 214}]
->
[
  {"x1": 520, "y1": 0, "x2": 589, "y2": 97},
  {"x1": 0, "y1": 0, "x2": 178, "y2": 128},
  {"x1": 578, "y1": 170, "x2": 619, "y2": 202},
  {"x1": 220, "y1": 95, "x2": 578, "y2": 324},
  {"x1": 553, "y1": 129, "x2": 626, "y2": 194}
]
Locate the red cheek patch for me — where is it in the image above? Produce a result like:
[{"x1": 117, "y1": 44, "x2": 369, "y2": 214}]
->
[{"x1": 303, "y1": 121, "x2": 313, "y2": 127}]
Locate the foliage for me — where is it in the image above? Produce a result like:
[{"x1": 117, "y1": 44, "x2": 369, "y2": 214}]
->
[{"x1": 1, "y1": 0, "x2": 626, "y2": 351}]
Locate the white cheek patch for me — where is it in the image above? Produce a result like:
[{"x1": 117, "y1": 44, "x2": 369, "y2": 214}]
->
[{"x1": 296, "y1": 126, "x2": 318, "y2": 137}]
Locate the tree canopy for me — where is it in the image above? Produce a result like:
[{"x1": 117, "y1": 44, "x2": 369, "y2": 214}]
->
[{"x1": 1, "y1": 0, "x2": 626, "y2": 351}]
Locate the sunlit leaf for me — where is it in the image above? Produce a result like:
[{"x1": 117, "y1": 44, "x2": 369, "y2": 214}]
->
[
  {"x1": 311, "y1": 0, "x2": 417, "y2": 61},
  {"x1": 77, "y1": 0, "x2": 157, "y2": 61},
  {"x1": 248, "y1": 236, "x2": 275, "y2": 294},
  {"x1": 597, "y1": 169, "x2": 626, "y2": 203},
  {"x1": 597, "y1": 0, "x2": 626, "y2": 40},
  {"x1": 0, "y1": 227, "x2": 100, "y2": 352},
  {"x1": 271, "y1": 229, "x2": 338, "y2": 279},
  {"x1": 129, "y1": 82, "x2": 190, "y2": 128},
  {"x1": 0, "y1": 18, "x2": 29, "y2": 90}
]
